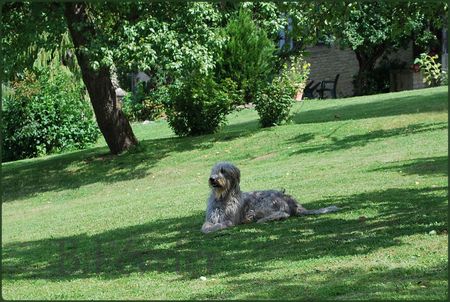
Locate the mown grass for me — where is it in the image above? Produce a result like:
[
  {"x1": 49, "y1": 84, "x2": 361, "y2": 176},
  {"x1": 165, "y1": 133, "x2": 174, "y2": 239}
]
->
[{"x1": 2, "y1": 87, "x2": 448, "y2": 300}]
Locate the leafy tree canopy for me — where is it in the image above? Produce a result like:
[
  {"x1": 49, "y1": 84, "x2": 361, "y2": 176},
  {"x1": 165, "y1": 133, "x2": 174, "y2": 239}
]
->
[{"x1": 2, "y1": 2, "x2": 226, "y2": 84}]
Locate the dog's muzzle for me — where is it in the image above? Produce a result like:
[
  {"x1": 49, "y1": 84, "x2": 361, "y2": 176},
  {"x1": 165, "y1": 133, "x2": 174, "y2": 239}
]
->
[{"x1": 209, "y1": 176, "x2": 221, "y2": 187}]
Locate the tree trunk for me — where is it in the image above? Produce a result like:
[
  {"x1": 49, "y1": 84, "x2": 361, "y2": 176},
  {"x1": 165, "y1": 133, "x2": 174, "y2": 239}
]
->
[
  {"x1": 354, "y1": 52, "x2": 374, "y2": 96},
  {"x1": 354, "y1": 44, "x2": 387, "y2": 96},
  {"x1": 64, "y1": 3, "x2": 138, "y2": 154}
]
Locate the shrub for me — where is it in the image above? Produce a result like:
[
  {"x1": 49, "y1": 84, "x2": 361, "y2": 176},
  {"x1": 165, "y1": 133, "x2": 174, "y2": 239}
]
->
[
  {"x1": 352, "y1": 58, "x2": 406, "y2": 95},
  {"x1": 254, "y1": 75, "x2": 296, "y2": 128},
  {"x1": 282, "y1": 55, "x2": 311, "y2": 94},
  {"x1": 441, "y1": 70, "x2": 448, "y2": 86},
  {"x1": 2, "y1": 68, "x2": 99, "y2": 162},
  {"x1": 414, "y1": 53, "x2": 443, "y2": 87},
  {"x1": 164, "y1": 74, "x2": 234, "y2": 136},
  {"x1": 122, "y1": 82, "x2": 165, "y2": 122},
  {"x1": 217, "y1": 8, "x2": 276, "y2": 104}
]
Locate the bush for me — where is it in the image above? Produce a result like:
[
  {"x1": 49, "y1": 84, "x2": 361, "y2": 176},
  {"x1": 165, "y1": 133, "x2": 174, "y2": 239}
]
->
[
  {"x1": 254, "y1": 75, "x2": 296, "y2": 128},
  {"x1": 282, "y1": 55, "x2": 311, "y2": 94},
  {"x1": 164, "y1": 74, "x2": 234, "y2": 136},
  {"x1": 414, "y1": 53, "x2": 444, "y2": 87},
  {"x1": 352, "y1": 58, "x2": 406, "y2": 95},
  {"x1": 441, "y1": 70, "x2": 448, "y2": 86},
  {"x1": 217, "y1": 8, "x2": 276, "y2": 104},
  {"x1": 122, "y1": 82, "x2": 165, "y2": 122},
  {"x1": 2, "y1": 68, "x2": 99, "y2": 162}
]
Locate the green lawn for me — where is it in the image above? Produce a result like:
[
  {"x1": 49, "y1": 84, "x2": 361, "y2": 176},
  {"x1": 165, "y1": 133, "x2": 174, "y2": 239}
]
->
[{"x1": 2, "y1": 87, "x2": 448, "y2": 300}]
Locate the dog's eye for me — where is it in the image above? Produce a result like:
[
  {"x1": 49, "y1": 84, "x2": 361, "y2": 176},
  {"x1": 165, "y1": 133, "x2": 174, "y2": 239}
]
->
[{"x1": 220, "y1": 168, "x2": 226, "y2": 174}]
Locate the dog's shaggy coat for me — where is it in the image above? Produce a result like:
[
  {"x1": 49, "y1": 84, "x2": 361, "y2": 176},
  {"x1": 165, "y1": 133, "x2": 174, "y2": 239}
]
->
[{"x1": 201, "y1": 162, "x2": 339, "y2": 233}]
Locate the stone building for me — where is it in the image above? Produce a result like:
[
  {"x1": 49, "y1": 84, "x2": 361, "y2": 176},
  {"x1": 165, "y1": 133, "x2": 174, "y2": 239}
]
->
[
  {"x1": 304, "y1": 43, "x2": 419, "y2": 98},
  {"x1": 279, "y1": 18, "x2": 448, "y2": 98}
]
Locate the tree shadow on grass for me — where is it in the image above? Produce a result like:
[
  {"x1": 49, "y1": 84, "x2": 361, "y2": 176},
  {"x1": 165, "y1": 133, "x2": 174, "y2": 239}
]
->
[
  {"x1": 220, "y1": 117, "x2": 260, "y2": 136},
  {"x1": 293, "y1": 90, "x2": 448, "y2": 124},
  {"x1": 190, "y1": 264, "x2": 448, "y2": 299},
  {"x1": 286, "y1": 133, "x2": 316, "y2": 144},
  {"x1": 1, "y1": 119, "x2": 262, "y2": 203},
  {"x1": 369, "y1": 156, "x2": 448, "y2": 176},
  {"x1": 289, "y1": 122, "x2": 447, "y2": 155},
  {"x1": 4, "y1": 90, "x2": 447, "y2": 203},
  {"x1": 3, "y1": 186, "x2": 447, "y2": 284}
]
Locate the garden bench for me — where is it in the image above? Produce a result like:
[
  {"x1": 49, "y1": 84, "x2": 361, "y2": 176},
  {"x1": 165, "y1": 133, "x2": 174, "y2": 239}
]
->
[
  {"x1": 316, "y1": 73, "x2": 340, "y2": 99},
  {"x1": 303, "y1": 80, "x2": 321, "y2": 99}
]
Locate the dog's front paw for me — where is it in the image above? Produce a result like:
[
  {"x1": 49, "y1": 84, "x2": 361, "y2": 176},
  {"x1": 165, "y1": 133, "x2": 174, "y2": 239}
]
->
[
  {"x1": 242, "y1": 210, "x2": 256, "y2": 224},
  {"x1": 223, "y1": 220, "x2": 233, "y2": 227},
  {"x1": 201, "y1": 222, "x2": 215, "y2": 234}
]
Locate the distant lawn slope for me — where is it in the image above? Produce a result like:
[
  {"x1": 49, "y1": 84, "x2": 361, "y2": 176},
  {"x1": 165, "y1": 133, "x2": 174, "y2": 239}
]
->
[{"x1": 2, "y1": 87, "x2": 448, "y2": 300}]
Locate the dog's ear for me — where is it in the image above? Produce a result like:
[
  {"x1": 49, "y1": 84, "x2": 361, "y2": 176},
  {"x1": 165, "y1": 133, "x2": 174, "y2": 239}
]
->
[{"x1": 232, "y1": 165, "x2": 240, "y2": 184}]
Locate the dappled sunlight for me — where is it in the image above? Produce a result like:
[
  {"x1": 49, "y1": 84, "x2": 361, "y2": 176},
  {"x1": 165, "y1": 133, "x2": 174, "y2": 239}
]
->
[
  {"x1": 293, "y1": 88, "x2": 448, "y2": 124},
  {"x1": 189, "y1": 261, "x2": 447, "y2": 299},
  {"x1": 289, "y1": 122, "x2": 447, "y2": 155},
  {"x1": 2, "y1": 87, "x2": 448, "y2": 299},
  {"x1": 3, "y1": 184, "x2": 447, "y2": 283},
  {"x1": 369, "y1": 156, "x2": 448, "y2": 176}
]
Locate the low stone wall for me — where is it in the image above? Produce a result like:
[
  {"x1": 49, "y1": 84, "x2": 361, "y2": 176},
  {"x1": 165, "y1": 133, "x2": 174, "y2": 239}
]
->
[{"x1": 389, "y1": 70, "x2": 427, "y2": 92}]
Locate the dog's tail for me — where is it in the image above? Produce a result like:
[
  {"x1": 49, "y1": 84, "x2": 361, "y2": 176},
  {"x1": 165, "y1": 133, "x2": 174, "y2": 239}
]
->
[{"x1": 297, "y1": 205, "x2": 340, "y2": 215}]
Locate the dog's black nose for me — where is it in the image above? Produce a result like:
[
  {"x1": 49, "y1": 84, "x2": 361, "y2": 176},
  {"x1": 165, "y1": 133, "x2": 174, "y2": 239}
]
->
[{"x1": 209, "y1": 177, "x2": 216, "y2": 183}]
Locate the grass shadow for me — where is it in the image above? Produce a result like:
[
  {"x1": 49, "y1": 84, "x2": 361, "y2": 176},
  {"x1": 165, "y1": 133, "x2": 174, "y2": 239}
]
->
[
  {"x1": 369, "y1": 156, "x2": 448, "y2": 176},
  {"x1": 289, "y1": 122, "x2": 447, "y2": 155},
  {"x1": 4, "y1": 90, "x2": 447, "y2": 203},
  {"x1": 293, "y1": 90, "x2": 448, "y2": 125},
  {"x1": 286, "y1": 133, "x2": 316, "y2": 145},
  {"x1": 3, "y1": 186, "x2": 447, "y2": 283},
  {"x1": 190, "y1": 264, "x2": 447, "y2": 299},
  {"x1": 2, "y1": 118, "x2": 262, "y2": 203}
]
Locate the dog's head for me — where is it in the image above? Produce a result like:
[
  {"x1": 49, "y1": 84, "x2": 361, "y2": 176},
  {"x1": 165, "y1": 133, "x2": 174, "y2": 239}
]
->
[{"x1": 209, "y1": 162, "x2": 240, "y2": 197}]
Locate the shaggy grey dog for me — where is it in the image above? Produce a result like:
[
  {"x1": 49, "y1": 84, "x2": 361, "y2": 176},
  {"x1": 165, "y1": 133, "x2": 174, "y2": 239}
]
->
[{"x1": 201, "y1": 162, "x2": 339, "y2": 234}]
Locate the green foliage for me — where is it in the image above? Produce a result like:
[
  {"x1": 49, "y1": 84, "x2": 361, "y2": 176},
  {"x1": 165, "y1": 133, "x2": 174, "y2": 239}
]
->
[
  {"x1": 352, "y1": 58, "x2": 407, "y2": 95},
  {"x1": 440, "y1": 70, "x2": 448, "y2": 86},
  {"x1": 241, "y1": 2, "x2": 289, "y2": 40},
  {"x1": 330, "y1": 2, "x2": 447, "y2": 52},
  {"x1": 1, "y1": 3, "x2": 67, "y2": 81},
  {"x1": 218, "y1": 8, "x2": 276, "y2": 104},
  {"x1": 254, "y1": 57, "x2": 309, "y2": 127},
  {"x1": 2, "y1": 2, "x2": 225, "y2": 90},
  {"x1": 254, "y1": 74, "x2": 296, "y2": 128},
  {"x1": 414, "y1": 53, "x2": 444, "y2": 87},
  {"x1": 282, "y1": 55, "x2": 311, "y2": 91},
  {"x1": 2, "y1": 68, "x2": 99, "y2": 162},
  {"x1": 111, "y1": 2, "x2": 225, "y2": 86},
  {"x1": 164, "y1": 74, "x2": 233, "y2": 136},
  {"x1": 314, "y1": 1, "x2": 448, "y2": 95},
  {"x1": 122, "y1": 83, "x2": 165, "y2": 122}
]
